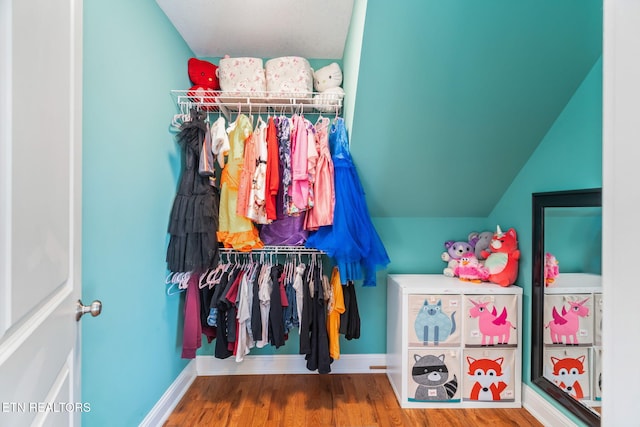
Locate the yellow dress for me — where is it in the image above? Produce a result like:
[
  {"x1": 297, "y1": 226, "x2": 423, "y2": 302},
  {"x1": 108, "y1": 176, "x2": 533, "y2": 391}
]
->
[
  {"x1": 217, "y1": 114, "x2": 263, "y2": 251},
  {"x1": 327, "y1": 266, "x2": 346, "y2": 360}
]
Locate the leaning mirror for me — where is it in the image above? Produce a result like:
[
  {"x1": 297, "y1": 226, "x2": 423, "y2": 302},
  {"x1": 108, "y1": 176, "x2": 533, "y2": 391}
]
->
[{"x1": 531, "y1": 188, "x2": 602, "y2": 426}]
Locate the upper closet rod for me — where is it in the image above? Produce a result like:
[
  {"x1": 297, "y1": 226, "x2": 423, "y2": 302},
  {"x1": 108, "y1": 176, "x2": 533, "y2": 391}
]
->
[{"x1": 218, "y1": 245, "x2": 324, "y2": 256}]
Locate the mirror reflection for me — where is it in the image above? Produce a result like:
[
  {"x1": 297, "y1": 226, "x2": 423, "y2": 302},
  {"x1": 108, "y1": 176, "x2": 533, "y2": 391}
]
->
[
  {"x1": 542, "y1": 206, "x2": 602, "y2": 416},
  {"x1": 531, "y1": 188, "x2": 602, "y2": 426}
]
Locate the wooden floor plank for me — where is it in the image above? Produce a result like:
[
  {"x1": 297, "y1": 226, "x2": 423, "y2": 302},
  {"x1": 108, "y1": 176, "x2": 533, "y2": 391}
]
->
[{"x1": 163, "y1": 374, "x2": 543, "y2": 427}]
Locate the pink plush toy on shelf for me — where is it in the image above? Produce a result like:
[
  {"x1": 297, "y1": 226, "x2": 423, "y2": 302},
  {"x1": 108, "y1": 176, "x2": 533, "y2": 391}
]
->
[
  {"x1": 454, "y1": 252, "x2": 490, "y2": 283},
  {"x1": 544, "y1": 252, "x2": 560, "y2": 286},
  {"x1": 480, "y1": 225, "x2": 520, "y2": 287}
]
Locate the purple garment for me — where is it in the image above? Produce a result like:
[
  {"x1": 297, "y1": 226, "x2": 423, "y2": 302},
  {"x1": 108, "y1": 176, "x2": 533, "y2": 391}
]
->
[{"x1": 259, "y1": 116, "x2": 308, "y2": 246}]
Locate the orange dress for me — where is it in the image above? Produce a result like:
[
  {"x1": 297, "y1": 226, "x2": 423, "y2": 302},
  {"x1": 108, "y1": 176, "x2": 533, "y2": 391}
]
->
[
  {"x1": 327, "y1": 266, "x2": 345, "y2": 360},
  {"x1": 217, "y1": 114, "x2": 263, "y2": 251}
]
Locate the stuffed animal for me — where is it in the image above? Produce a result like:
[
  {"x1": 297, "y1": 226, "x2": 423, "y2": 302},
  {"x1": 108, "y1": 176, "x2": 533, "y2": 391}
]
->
[
  {"x1": 544, "y1": 252, "x2": 560, "y2": 286},
  {"x1": 313, "y1": 62, "x2": 345, "y2": 113},
  {"x1": 480, "y1": 226, "x2": 520, "y2": 287},
  {"x1": 187, "y1": 58, "x2": 220, "y2": 111},
  {"x1": 454, "y1": 252, "x2": 490, "y2": 283},
  {"x1": 442, "y1": 240, "x2": 475, "y2": 277},
  {"x1": 468, "y1": 231, "x2": 494, "y2": 260}
]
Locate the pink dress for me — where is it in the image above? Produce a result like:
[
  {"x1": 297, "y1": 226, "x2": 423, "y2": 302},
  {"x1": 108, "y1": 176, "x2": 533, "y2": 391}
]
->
[
  {"x1": 289, "y1": 115, "x2": 310, "y2": 214},
  {"x1": 305, "y1": 117, "x2": 334, "y2": 230}
]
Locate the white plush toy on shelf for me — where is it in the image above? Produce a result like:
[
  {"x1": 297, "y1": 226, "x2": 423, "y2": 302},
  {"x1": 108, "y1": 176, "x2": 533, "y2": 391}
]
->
[{"x1": 313, "y1": 62, "x2": 345, "y2": 113}]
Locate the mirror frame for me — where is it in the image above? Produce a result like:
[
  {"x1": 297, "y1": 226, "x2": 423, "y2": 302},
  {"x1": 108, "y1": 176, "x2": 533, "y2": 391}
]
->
[{"x1": 531, "y1": 188, "x2": 602, "y2": 427}]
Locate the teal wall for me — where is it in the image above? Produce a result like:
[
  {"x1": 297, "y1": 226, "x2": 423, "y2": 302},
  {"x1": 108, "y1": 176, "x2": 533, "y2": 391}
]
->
[
  {"x1": 349, "y1": 0, "x2": 601, "y2": 218},
  {"x1": 545, "y1": 207, "x2": 602, "y2": 274},
  {"x1": 80, "y1": 0, "x2": 602, "y2": 425},
  {"x1": 82, "y1": 0, "x2": 193, "y2": 425},
  {"x1": 487, "y1": 57, "x2": 602, "y2": 423}
]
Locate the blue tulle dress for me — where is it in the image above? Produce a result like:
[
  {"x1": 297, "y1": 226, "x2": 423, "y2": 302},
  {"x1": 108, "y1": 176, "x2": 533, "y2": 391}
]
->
[{"x1": 305, "y1": 118, "x2": 390, "y2": 286}]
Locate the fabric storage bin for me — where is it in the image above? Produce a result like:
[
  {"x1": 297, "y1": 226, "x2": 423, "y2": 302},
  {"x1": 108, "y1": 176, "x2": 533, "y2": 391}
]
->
[
  {"x1": 462, "y1": 348, "x2": 516, "y2": 402},
  {"x1": 543, "y1": 347, "x2": 591, "y2": 401},
  {"x1": 543, "y1": 294, "x2": 594, "y2": 346},
  {"x1": 593, "y1": 347, "x2": 603, "y2": 401},
  {"x1": 463, "y1": 294, "x2": 518, "y2": 347},
  {"x1": 408, "y1": 294, "x2": 461, "y2": 347},
  {"x1": 408, "y1": 349, "x2": 461, "y2": 402},
  {"x1": 594, "y1": 293, "x2": 603, "y2": 346},
  {"x1": 217, "y1": 57, "x2": 267, "y2": 96},
  {"x1": 265, "y1": 56, "x2": 313, "y2": 97}
]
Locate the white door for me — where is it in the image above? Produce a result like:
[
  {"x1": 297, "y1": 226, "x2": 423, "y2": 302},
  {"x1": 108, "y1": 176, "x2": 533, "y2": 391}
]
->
[{"x1": 0, "y1": 0, "x2": 86, "y2": 426}]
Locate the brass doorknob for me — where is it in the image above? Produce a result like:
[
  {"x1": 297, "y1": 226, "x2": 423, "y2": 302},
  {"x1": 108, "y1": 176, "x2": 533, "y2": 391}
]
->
[{"x1": 76, "y1": 299, "x2": 102, "y2": 321}]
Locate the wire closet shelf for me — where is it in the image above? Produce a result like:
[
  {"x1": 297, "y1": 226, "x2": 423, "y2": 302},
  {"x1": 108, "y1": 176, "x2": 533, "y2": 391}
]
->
[{"x1": 171, "y1": 89, "x2": 343, "y2": 116}]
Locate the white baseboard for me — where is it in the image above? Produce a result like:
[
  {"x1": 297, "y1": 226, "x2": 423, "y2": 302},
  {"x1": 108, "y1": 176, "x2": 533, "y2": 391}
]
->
[
  {"x1": 196, "y1": 353, "x2": 387, "y2": 375},
  {"x1": 522, "y1": 384, "x2": 577, "y2": 427},
  {"x1": 138, "y1": 360, "x2": 197, "y2": 427}
]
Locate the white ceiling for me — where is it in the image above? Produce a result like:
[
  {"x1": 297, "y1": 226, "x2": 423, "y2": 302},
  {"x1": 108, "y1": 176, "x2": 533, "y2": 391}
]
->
[{"x1": 156, "y1": 0, "x2": 355, "y2": 59}]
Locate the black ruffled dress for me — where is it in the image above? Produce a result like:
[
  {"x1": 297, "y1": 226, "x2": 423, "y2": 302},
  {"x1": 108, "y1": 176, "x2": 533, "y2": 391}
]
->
[{"x1": 166, "y1": 109, "x2": 220, "y2": 273}]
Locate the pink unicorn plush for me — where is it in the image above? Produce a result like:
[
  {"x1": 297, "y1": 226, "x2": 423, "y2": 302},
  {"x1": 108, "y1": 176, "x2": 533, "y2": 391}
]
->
[
  {"x1": 545, "y1": 298, "x2": 590, "y2": 344},
  {"x1": 468, "y1": 299, "x2": 515, "y2": 345}
]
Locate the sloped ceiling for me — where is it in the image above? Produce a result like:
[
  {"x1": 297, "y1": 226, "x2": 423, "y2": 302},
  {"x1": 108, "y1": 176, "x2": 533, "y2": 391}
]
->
[
  {"x1": 155, "y1": 0, "x2": 354, "y2": 59},
  {"x1": 156, "y1": 0, "x2": 603, "y2": 218},
  {"x1": 352, "y1": 0, "x2": 603, "y2": 217}
]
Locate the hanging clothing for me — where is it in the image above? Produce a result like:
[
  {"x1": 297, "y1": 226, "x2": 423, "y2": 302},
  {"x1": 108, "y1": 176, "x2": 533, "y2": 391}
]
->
[
  {"x1": 305, "y1": 118, "x2": 390, "y2": 286},
  {"x1": 236, "y1": 121, "x2": 258, "y2": 219},
  {"x1": 246, "y1": 117, "x2": 269, "y2": 224},
  {"x1": 327, "y1": 267, "x2": 346, "y2": 360},
  {"x1": 264, "y1": 116, "x2": 280, "y2": 221},
  {"x1": 268, "y1": 264, "x2": 286, "y2": 348},
  {"x1": 299, "y1": 264, "x2": 312, "y2": 356},
  {"x1": 210, "y1": 116, "x2": 230, "y2": 169},
  {"x1": 305, "y1": 264, "x2": 331, "y2": 374},
  {"x1": 250, "y1": 268, "x2": 262, "y2": 343},
  {"x1": 166, "y1": 109, "x2": 220, "y2": 273},
  {"x1": 257, "y1": 264, "x2": 272, "y2": 348},
  {"x1": 217, "y1": 113, "x2": 263, "y2": 251},
  {"x1": 304, "y1": 116, "x2": 334, "y2": 230},
  {"x1": 181, "y1": 273, "x2": 202, "y2": 359},
  {"x1": 214, "y1": 267, "x2": 239, "y2": 359},
  {"x1": 289, "y1": 115, "x2": 311, "y2": 213},
  {"x1": 291, "y1": 263, "x2": 306, "y2": 333},
  {"x1": 340, "y1": 281, "x2": 361, "y2": 340},
  {"x1": 236, "y1": 269, "x2": 255, "y2": 362},
  {"x1": 260, "y1": 116, "x2": 308, "y2": 246}
]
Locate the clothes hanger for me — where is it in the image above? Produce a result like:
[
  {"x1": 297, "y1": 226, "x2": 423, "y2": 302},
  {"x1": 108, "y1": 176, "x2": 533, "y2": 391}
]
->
[{"x1": 166, "y1": 271, "x2": 191, "y2": 295}]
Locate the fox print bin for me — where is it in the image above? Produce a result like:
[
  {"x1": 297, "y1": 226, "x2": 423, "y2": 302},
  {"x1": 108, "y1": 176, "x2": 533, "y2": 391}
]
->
[
  {"x1": 543, "y1": 347, "x2": 591, "y2": 401},
  {"x1": 462, "y1": 348, "x2": 516, "y2": 402}
]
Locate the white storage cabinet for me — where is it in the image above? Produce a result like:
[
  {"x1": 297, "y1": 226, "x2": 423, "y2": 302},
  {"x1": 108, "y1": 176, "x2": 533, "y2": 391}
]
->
[
  {"x1": 543, "y1": 273, "x2": 602, "y2": 406},
  {"x1": 387, "y1": 274, "x2": 522, "y2": 408}
]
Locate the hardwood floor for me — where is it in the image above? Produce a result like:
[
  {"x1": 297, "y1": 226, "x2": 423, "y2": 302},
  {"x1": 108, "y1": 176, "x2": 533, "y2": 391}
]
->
[{"x1": 164, "y1": 374, "x2": 543, "y2": 427}]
